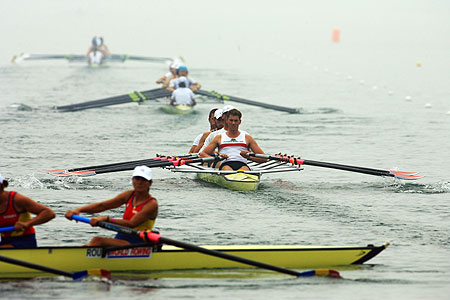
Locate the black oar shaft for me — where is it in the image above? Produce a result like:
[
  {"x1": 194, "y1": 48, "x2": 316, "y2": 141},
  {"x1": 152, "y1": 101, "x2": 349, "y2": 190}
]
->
[
  {"x1": 0, "y1": 255, "x2": 73, "y2": 277},
  {"x1": 195, "y1": 90, "x2": 299, "y2": 113},
  {"x1": 57, "y1": 88, "x2": 170, "y2": 112},
  {"x1": 70, "y1": 155, "x2": 196, "y2": 172},
  {"x1": 302, "y1": 160, "x2": 391, "y2": 177},
  {"x1": 157, "y1": 236, "x2": 302, "y2": 277},
  {"x1": 248, "y1": 153, "x2": 392, "y2": 177}
]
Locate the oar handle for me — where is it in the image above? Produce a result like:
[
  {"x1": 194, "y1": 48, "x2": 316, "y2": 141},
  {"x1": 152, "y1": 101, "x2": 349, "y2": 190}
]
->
[
  {"x1": 72, "y1": 215, "x2": 91, "y2": 223},
  {"x1": 0, "y1": 226, "x2": 15, "y2": 233}
]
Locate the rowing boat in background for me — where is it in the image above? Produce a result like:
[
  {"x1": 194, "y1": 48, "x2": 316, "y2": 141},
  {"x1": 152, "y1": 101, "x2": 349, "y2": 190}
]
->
[{"x1": 0, "y1": 242, "x2": 389, "y2": 278}]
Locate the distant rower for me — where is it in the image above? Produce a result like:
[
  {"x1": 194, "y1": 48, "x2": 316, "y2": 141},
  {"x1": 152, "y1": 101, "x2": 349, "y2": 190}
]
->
[
  {"x1": 86, "y1": 36, "x2": 111, "y2": 65},
  {"x1": 156, "y1": 62, "x2": 179, "y2": 88},
  {"x1": 189, "y1": 108, "x2": 218, "y2": 153},
  {"x1": 200, "y1": 108, "x2": 266, "y2": 170},
  {"x1": 170, "y1": 77, "x2": 196, "y2": 106},
  {"x1": 167, "y1": 65, "x2": 201, "y2": 92}
]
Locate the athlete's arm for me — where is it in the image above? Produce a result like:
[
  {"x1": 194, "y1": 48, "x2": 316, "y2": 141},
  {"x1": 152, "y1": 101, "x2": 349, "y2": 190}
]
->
[
  {"x1": 200, "y1": 135, "x2": 223, "y2": 158},
  {"x1": 65, "y1": 190, "x2": 131, "y2": 220},
  {"x1": 241, "y1": 135, "x2": 267, "y2": 163},
  {"x1": 14, "y1": 194, "x2": 55, "y2": 231}
]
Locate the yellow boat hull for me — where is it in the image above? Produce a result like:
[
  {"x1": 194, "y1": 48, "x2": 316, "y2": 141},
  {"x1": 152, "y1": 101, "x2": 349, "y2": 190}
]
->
[
  {"x1": 197, "y1": 172, "x2": 260, "y2": 191},
  {"x1": 0, "y1": 243, "x2": 388, "y2": 278},
  {"x1": 160, "y1": 104, "x2": 194, "y2": 115}
]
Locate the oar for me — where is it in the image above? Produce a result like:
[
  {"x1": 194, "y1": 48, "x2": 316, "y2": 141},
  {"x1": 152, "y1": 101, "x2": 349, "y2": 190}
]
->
[
  {"x1": 112, "y1": 54, "x2": 172, "y2": 63},
  {"x1": 56, "y1": 88, "x2": 171, "y2": 112},
  {"x1": 41, "y1": 154, "x2": 197, "y2": 175},
  {"x1": 0, "y1": 255, "x2": 110, "y2": 280},
  {"x1": 71, "y1": 215, "x2": 341, "y2": 278},
  {"x1": 41, "y1": 154, "x2": 198, "y2": 176},
  {"x1": 195, "y1": 90, "x2": 300, "y2": 114},
  {"x1": 246, "y1": 153, "x2": 422, "y2": 180},
  {"x1": 45, "y1": 156, "x2": 220, "y2": 177}
]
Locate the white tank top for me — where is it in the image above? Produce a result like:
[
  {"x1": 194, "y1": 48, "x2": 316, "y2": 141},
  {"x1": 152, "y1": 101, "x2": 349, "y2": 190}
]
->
[{"x1": 219, "y1": 131, "x2": 248, "y2": 164}]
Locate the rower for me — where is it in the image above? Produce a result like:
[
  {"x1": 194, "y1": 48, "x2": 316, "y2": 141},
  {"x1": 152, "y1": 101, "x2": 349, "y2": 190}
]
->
[
  {"x1": 0, "y1": 172, "x2": 55, "y2": 248},
  {"x1": 167, "y1": 65, "x2": 201, "y2": 93},
  {"x1": 195, "y1": 104, "x2": 236, "y2": 153},
  {"x1": 156, "y1": 62, "x2": 178, "y2": 88},
  {"x1": 189, "y1": 108, "x2": 218, "y2": 153},
  {"x1": 65, "y1": 166, "x2": 158, "y2": 247},
  {"x1": 200, "y1": 108, "x2": 266, "y2": 171},
  {"x1": 194, "y1": 108, "x2": 226, "y2": 153},
  {"x1": 170, "y1": 76, "x2": 196, "y2": 106},
  {"x1": 86, "y1": 36, "x2": 111, "y2": 65}
]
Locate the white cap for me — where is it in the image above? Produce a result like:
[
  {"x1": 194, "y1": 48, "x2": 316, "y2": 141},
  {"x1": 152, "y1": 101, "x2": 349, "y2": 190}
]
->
[
  {"x1": 132, "y1": 166, "x2": 152, "y2": 181},
  {"x1": 0, "y1": 173, "x2": 4, "y2": 184},
  {"x1": 214, "y1": 109, "x2": 223, "y2": 119},
  {"x1": 178, "y1": 76, "x2": 188, "y2": 84},
  {"x1": 170, "y1": 62, "x2": 179, "y2": 69},
  {"x1": 222, "y1": 105, "x2": 236, "y2": 113}
]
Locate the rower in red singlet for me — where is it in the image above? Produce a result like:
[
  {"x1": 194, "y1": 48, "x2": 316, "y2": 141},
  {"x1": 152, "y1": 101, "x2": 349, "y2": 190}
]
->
[
  {"x1": 199, "y1": 109, "x2": 267, "y2": 171},
  {"x1": 0, "y1": 172, "x2": 55, "y2": 248},
  {"x1": 65, "y1": 166, "x2": 158, "y2": 247}
]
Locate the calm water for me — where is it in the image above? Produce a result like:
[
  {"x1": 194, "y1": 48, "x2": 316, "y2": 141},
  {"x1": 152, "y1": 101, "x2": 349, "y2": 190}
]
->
[{"x1": 1, "y1": 1, "x2": 450, "y2": 299}]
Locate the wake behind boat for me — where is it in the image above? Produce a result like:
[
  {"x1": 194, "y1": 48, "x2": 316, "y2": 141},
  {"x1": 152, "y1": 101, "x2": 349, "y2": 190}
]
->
[{"x1": 0, "y1": 242, "x2": 389, "y2": 279}]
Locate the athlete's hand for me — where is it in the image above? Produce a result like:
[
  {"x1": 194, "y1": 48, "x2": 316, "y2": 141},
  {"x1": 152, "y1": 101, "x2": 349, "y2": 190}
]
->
[
  {"x1": 65, "y1": 209, "x2": 80, "y2": 220},
  {"x1": 14, "y1": 221, "x2": 29, "y2": 232},
  {"x1": 240, "y1": 150, "x2": 250, "y2": 157}
]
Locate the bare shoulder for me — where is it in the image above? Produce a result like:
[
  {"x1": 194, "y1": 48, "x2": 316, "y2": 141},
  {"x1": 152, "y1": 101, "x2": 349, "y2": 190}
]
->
[
  {"x1": 115, "y1": 190, "x2": 135, "y2": 202},
  {"x1": 13, "y1": 192, "x2": 33, "y2": 205}
]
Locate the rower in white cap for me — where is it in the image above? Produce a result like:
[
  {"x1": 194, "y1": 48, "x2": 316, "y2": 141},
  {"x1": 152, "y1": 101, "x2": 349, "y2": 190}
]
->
[
  {"x1": 65, "y1": 165, "x2": 158, "y2": 247},
  {"x1": 156, "y1": 61, "x2": 179, "y2": 88},
  {"x1": 170, "y1": 76, "x2": 196, "y2": 106},
  {"x1": 167, "y1": 65, "x2": 201, "y2": 92},
  {"x1": 192, "y1": 108, "x2": 226, "y2": 153}
]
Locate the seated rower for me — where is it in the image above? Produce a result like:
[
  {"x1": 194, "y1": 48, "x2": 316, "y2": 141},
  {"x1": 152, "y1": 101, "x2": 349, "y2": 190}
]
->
[
  {"x1": 189, "y1": 108, "x2": 218, "y2": 153},
  {"x1": 195, "y1": 104, "x2": 236, "y2": 154},
  {"x1": 199, "y1": 108, "x2": 266, "y2": 171},
  {"x1": 194, "y1": 108, "x2": 225, "y2": 153},
  {"x1": 86, "y1": 36, "x2": 111, "y2": 65},
  {"x1": 65, "y1": 166, "x2": 158, "y2": 247},
  {"x1": 156, "y1": 62, "x2": 178, "y2": 88},
  {"x1": 0, "y1": 172, "x2": 55, "y2": 248},
  {"x1": 170, "y1": 77, "x2": 196, "y2": 106},
  {"x1": 167, "y1": 65, "x2": 201, "y2": 93}
]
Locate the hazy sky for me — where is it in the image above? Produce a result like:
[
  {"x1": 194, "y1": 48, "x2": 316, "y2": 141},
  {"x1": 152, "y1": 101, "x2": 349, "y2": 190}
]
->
[{"x1": 1, "y1": 0, "x2": 449, "y2": 70}]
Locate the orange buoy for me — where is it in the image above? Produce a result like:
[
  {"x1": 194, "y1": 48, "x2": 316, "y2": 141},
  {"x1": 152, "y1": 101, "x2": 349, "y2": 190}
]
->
[{"x1": 332, "y1": 27, "x2": 340, "y2": 43}]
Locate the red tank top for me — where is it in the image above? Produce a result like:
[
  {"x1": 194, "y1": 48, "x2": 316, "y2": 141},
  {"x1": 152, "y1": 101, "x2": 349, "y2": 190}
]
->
[
  {"x1": 122, "y1": 192, "x2": 156, "y2": 232},
  {"x1": 0, "y1": 191, "x2": 35, "y2": 238},
  {"x1": 123, "y1": 192, "x2": 154, "y2": 219}
]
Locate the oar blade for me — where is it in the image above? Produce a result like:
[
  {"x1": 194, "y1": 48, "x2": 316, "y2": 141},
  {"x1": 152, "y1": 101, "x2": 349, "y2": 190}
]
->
[
  {"x1": 72, "y1": 269, "x2": 111, "y2": 280},
  {"x1": 298, "y1": 269, "x2": 342, "y2": 278},
  {"x1": 389, "y1": 172, "x2": 423, "y2": 180},
  {"x1": 50, "y1": 170, "x2": 96, "y2": 177}
]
